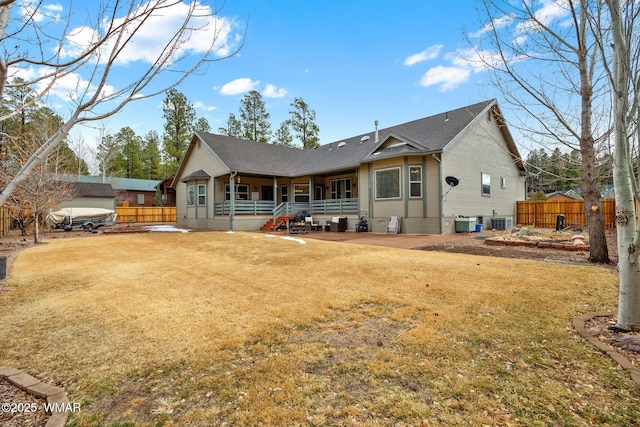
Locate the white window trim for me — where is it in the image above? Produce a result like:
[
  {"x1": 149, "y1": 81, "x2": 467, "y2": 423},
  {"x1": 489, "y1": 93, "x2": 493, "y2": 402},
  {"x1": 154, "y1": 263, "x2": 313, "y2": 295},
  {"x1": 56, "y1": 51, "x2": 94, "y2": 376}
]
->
[
  {"x1": 375, "y1": 166, "x2": 402, "y2": 200},
  {"x1": 330, "y1": 178, "x2": 352, "y2": 199},
  {"x1": 187, "y1": 184, "x2": 195, "y2": 206},
  {"x1": 197, "y1": 184, "x2": 206, "y2": 206},
  {"x1": 293, "y1": 184, "x2": 310, "y2": 202},
  {"x1": 481, "y1": 172, "x2": 491, "y2": 197},
  {"x1": 409, "y1": 165, "x2": 422, "y2": 198},
  {"x1": 225, "y1": 183, "x2": 249, "y2": 200}
]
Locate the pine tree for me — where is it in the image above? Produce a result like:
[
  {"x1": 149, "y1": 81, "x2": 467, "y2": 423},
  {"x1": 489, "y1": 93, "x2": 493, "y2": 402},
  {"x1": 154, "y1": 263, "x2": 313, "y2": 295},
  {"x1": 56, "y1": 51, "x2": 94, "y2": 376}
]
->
[
  {"x1": 115, "y1": 127, "x2": 144, "y2": 179},
  {"x1": 218, "y1": 113, "x2": 242, "y2": 137},
  {"x1": 141, "y1": 131, "x2": 163, "y2": 180},
  {"x1": 289, "y1": 97, "x2": 320, "y2": 149},
  {"x1": 239, "y1": 90, "x2": 271, "y2": 142},
  {"x1": 273, "y1": 121, "x2": 296, "y2": 147},
  {"x1": 195, "y1": 117, "x2": 211, "y2": 133},
  {"x1": 162, "y1": 89, "x2": 195, "y2": 176}
]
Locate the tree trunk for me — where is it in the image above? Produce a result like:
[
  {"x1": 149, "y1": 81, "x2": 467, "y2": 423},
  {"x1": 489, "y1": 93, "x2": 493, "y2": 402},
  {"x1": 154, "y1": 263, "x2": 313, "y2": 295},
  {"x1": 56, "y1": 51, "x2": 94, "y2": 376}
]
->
[
  {"x1": 578, "y1": 2, "x2": 609, "y2": 264},
  {"x1": 613, "y1": 153, "x2": 640, "y2": 330},
  {"x1": 34, "y1": 212, "x2": 39, "y2": 244},
  {"x1": 608, "y1": 0, "x2": 640, "y2": 330}
]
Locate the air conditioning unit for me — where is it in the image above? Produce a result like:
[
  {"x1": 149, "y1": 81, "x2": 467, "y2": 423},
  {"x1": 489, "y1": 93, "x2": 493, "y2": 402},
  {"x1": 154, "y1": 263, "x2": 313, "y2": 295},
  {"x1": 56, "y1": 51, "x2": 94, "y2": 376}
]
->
[{"x1": 491, "y1": 217, "x2": 513, "y2": 230}]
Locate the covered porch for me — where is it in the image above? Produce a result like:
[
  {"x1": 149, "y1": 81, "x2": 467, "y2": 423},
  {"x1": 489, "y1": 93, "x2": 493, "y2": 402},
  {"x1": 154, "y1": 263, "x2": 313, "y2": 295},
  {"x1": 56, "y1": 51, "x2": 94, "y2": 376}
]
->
[{"x1": 212, "y1": 170, "x2": 361, "y2": 230}]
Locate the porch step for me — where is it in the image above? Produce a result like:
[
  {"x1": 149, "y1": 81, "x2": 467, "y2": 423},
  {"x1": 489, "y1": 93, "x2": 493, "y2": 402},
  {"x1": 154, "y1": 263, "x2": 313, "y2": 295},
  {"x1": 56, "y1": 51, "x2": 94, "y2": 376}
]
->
[{"x1": 260, "y1": 216, "x2": 294, "y2": 232}]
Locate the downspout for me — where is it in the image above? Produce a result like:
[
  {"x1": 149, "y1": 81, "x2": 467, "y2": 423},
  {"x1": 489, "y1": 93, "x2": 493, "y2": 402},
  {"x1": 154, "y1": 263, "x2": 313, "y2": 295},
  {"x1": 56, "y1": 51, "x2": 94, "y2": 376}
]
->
[
  {"x1": 229, "y1": 171, "x2": 237, "y2": 231},
  {"x1": 273, "y1": 176, "x2": 278, "y2": 225},
  {"x1": 404, "y1": 158, "x2": 409, "y2": 223},
  {"x1": 368, "y1": 163, "x2": 373, "y2": 224},
  {"x1": 422, "y1": 156, "x2": 427, "y2": 219},
  {"x1": 432, "y1": 154, "x2": 443, "y2": 234}
]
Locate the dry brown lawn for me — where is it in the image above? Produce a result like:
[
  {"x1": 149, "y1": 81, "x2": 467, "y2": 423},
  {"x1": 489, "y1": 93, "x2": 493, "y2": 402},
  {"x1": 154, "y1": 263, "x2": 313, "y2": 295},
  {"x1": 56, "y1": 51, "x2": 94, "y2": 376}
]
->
[{"x1": 0, "y1": 231, "x2": 638, "y2": 426}]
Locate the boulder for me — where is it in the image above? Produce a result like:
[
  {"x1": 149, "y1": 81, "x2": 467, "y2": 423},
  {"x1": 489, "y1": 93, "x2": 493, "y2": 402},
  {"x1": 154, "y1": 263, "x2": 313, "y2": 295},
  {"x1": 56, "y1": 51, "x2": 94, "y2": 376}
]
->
[{"x1": 619, "y1": 335, "x2": 640, "y2": 352}]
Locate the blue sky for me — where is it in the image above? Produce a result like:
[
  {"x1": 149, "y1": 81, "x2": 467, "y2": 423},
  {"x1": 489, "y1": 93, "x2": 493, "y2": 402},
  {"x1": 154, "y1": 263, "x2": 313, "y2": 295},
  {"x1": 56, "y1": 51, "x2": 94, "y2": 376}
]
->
[{"x1": 9, "y1": 0, "x2": 533, "y2": 163}]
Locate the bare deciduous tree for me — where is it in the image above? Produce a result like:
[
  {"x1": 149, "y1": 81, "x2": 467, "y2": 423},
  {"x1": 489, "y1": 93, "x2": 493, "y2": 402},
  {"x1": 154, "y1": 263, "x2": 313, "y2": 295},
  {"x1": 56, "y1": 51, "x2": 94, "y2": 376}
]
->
[
  {"x1": 0, "y1": 0, "x2": 244, "y2": 205},
  {"x1": 3, "y1": 134, "x2": 73, "y2": 243},
  {"x1": 471, "y1": 0, "x2": 611, "y2": 263}
]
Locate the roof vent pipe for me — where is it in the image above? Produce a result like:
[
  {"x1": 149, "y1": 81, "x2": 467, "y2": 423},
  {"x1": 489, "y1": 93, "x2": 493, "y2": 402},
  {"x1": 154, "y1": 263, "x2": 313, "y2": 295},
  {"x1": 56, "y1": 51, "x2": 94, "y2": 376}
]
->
[{"x1": 374, "y1": 120, "x2": 379, "y2": 143}]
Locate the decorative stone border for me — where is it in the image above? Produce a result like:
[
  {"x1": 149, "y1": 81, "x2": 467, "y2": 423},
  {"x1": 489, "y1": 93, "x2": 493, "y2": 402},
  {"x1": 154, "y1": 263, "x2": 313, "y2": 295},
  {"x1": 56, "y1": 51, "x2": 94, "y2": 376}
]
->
[
  {"x1": 0, "y1": 366, "x2": 68, "y2": 427},
  {"x1": 485, "y1": 237, "x2": 589, "y2": 251},
  {"x1": 572, "y1": 311, "x2": 640, "y2": 385}
]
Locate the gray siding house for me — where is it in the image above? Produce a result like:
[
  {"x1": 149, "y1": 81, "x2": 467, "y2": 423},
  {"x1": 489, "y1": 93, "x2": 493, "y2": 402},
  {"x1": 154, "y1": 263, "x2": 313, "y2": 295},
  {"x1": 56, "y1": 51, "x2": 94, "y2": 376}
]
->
[
  {"x1": 172, "y1": 100, "x2": 527, "y2": 234},
  {"x1": 57, "y1": 182, "x2": 116, "y2": 210}
]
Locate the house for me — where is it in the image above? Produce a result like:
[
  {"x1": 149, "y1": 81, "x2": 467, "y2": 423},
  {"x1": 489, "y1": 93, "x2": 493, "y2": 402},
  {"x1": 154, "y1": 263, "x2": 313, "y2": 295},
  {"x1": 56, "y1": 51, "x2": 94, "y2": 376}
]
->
[
  {"x1": 157, "y1": 177, "x2": 177, "y2": 206},
  {"x1": 172, "y1": 100, "x2": 527, "y2": 234},
  {"x1": 57, "y1": 181, "x2": 116, "y2": 210},
  {"x1": 68, "y1": 175, "x2": 163, "y2": 207}
]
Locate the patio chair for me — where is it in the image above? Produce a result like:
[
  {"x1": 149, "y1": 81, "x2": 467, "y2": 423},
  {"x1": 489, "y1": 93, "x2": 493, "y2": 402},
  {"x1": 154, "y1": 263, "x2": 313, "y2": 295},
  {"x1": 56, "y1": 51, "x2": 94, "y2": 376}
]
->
[
  {"x1": 330, "y1": 216, "x2": 348, "y2": 232},
  {"x1": 305, "y1": 216, "x2": 322, "y2": 231}
]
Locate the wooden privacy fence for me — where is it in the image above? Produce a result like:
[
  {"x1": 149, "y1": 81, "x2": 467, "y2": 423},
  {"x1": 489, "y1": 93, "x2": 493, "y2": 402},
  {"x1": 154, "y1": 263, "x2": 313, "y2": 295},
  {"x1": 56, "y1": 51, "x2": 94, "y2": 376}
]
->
[
  {"x1": 516, "y1": 199, "x2": 616, "y2": 229},
  {"x1": 115, "y1": 206, "x2": 176, "y2": 223}
]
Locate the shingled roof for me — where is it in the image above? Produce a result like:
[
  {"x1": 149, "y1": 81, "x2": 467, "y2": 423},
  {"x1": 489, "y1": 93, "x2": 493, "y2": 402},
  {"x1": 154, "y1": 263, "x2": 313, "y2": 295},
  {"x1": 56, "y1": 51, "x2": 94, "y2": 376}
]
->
[
  {"x1": 69, "y1": 182, "x2": 115, "y2": 198},
  {"x1": 178, "y1": 100, "x2": 522, "y2": 180}
]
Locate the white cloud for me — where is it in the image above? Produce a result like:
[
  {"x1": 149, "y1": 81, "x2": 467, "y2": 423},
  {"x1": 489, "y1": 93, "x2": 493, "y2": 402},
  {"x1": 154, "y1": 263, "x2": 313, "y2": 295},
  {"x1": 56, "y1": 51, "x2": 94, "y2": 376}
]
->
[
  {"x1": 419, "y1": 66, "x2": 472, "y2": 92},
  {"x1": 193, "y1": 101, "x2": 217, "y2": 111},
  {"x1": 19, "y1": 0, "x2": 63, "y2": 23},
  {"x1": 59, "y1": 1, "x2": 240, "y2": 65},
  {"x1": 469, "y1": 15, "x2": 513, "y2": 38},
  {"x1": 36, "y1": 70, "x2": 115, "y2": 102},
  {"x1": 59, "y1": 25, "x2": 101, "y2": 59},
  {"x1": 262, "y1": 84, "x2": 287, "y2": 98},
  {"x1": 533, "y1": 0, "x2": 572, "y2": 26},
  {"x1": 403, "y1": 44, "x2": 443, "y2": 66},
  {"x1": 220, "y1": 78, "x2": 259, "y2": 95},
  {"x1": 516, "y1": 0, "x2": 572, "y2": 34}
]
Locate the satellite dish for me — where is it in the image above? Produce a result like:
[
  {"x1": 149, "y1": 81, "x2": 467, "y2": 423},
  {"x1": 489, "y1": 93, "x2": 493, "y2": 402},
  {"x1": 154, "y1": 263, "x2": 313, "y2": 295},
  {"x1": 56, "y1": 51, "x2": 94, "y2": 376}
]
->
[{"x1": 445, "y1": 176, "x2": 459, "y2": 187}]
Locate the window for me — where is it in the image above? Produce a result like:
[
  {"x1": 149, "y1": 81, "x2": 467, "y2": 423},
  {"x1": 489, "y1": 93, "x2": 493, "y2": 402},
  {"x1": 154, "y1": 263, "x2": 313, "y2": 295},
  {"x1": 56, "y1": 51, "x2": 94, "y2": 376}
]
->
[
  {"x1": 481, "y1": 172, "x2": 491, "y2": 196},
  {"x1": 137, "y1": 194, "x2": 145, "y2": 205},
  {"x1": 330, "y1": 178, "x2": 352, "y2": 199},
  {"x1": 294, "y1": 184, "x2": 309, "y2": 202},
  {"x1": 197, "y1": 184, "x2": 206, "y2": 206},
  {"x1": 375, "y1": 167, "x2": 401, "y2": 199},
  {"x1": 187, "y1": 184, "x2": 195, "y2": 206},
  {"x1": 225, "y1": 184, "x2": 249, "y2": 200},
  {"x1": 500, "y1": 176, "x2": 506, "y2": 189},
  {"x1": 409, "y1": 166, "x2": 422, "y2": 198},
  {"x1": 281, "y1": 185, "x2": 288, "y2": 203}
]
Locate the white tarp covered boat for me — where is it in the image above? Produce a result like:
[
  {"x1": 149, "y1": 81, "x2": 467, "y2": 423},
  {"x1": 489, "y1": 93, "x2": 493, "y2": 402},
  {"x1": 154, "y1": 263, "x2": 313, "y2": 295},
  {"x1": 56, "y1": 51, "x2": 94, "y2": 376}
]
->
[{"x1": 45, "y1": 208, "x2": 117, "y2": 231}]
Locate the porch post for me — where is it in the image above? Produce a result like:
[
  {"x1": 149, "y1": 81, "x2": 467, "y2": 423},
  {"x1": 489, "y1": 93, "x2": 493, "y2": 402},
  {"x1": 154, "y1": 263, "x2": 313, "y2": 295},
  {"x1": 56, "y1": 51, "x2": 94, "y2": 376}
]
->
[
  {"x1": 309, "y1": 176, "x2": 313, "y2": 213},
  {"x1": 229, "y1": 172, "x2": 237, "y2": 231},
  {"x1": 273, "y1": 176, "x2": 278, "y2": 224}
]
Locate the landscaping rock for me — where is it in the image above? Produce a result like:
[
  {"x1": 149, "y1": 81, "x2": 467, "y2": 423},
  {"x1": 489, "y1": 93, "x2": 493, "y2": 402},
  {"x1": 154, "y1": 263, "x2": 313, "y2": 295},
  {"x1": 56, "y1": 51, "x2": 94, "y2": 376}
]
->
[{"x1": 619, "y1": 335, "x2": 640, "y2": 352}]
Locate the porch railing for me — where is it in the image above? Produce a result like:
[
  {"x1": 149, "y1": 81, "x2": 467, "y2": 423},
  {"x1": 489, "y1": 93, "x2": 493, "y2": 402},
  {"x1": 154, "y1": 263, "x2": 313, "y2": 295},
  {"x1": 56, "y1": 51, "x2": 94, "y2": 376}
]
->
[
  {"x1": 310, "y1": 198, "x2": 358, "y2": 214},
  {"x1": 216, "y1": 198, "x2": 359, "y2": 218},
  {"x1": 214, "y1": 200, "x2": 275, "y2": 215}
]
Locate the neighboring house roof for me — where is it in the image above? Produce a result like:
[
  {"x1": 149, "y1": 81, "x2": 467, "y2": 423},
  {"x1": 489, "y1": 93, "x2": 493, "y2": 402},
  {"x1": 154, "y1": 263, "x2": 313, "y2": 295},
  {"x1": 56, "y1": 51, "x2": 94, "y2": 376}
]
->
[
  {"x1": 70, "y1": 182, "x2": 116, "y2": 198},
  {"x1": 173, "y1": 99, "x2": 525, "y2": 184},
  {"x1": 63, "y1": 175, "x2": 162, "y2": 192},
  {"x1": 545, "y1": 191, "x2": 583, "y2": 200}
]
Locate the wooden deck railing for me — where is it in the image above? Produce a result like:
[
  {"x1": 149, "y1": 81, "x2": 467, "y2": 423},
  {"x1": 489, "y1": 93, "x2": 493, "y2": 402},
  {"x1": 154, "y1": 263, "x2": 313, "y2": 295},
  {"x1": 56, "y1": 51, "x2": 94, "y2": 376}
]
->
[
  {"x1": 115, "y1": 206, "x2": 176, "y2": 223},
  {"x1": 516, "y1": 199, "x2": 616, "y2": 229}
]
